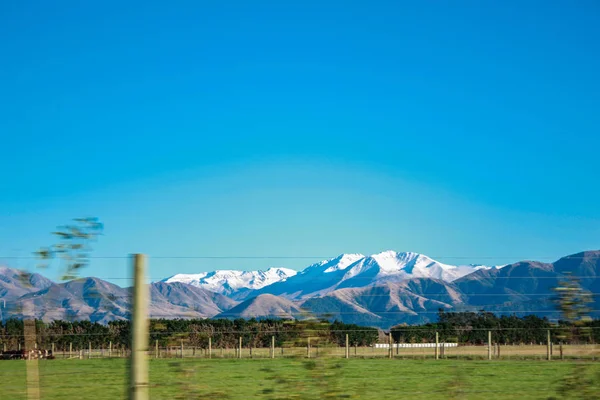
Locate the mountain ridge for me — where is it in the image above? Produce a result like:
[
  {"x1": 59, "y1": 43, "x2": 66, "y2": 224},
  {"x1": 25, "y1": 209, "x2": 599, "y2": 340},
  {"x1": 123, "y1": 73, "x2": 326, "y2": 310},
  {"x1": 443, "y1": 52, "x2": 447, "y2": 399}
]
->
[{"x1": 1, "y1": 249, "x2": 598, "y2": 328}]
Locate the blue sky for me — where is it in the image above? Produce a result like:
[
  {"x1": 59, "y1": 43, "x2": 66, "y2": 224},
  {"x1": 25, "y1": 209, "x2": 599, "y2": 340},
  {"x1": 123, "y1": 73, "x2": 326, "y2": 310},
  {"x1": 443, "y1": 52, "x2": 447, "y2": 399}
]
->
[{"x1": 1, "y1": 1, "x2": 599, "y2": 284}]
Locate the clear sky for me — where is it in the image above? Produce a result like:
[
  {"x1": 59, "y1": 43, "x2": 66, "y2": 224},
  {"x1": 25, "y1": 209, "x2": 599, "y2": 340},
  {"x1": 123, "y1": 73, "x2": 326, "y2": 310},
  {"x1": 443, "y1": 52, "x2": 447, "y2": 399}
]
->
[{"x1": 1, "y1": 1, "x2": 599, "y2": 285}]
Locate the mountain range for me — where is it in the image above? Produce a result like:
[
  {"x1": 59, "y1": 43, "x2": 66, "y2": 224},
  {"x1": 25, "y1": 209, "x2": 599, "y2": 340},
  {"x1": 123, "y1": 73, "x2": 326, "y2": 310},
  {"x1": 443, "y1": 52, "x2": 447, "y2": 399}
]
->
[{"x1": 1, "y1": 250, "x2": 598, "y2": 328}]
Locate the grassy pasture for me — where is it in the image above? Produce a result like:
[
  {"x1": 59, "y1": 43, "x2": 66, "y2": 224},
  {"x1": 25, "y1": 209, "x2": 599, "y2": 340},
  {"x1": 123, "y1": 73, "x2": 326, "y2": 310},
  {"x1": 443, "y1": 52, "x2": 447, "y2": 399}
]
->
[{"x1": 1, "y1": 357, "x2": 600, "y2": 399}]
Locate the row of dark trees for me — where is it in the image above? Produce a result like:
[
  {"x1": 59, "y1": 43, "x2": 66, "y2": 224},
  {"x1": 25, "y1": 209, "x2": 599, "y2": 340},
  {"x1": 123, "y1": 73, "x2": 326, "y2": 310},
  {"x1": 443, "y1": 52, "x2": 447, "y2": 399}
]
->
[
  {"x1": 391, "y1": 310, "x2": 600, "y2": 345},
  {"x1": 0, "y1": 318, "x2": 379, "y2": 351},
  {"x1": 3, "y1": 311, "x2": 599, "y2": 351}
]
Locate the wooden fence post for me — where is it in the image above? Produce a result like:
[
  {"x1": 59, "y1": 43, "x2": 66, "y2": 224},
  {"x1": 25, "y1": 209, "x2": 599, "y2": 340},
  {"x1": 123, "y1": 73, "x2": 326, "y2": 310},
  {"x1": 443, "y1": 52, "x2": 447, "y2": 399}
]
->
[
  {"x1": 208, "y1": 337, "x2": 212, "y2": 359},
  {"x1": 238, "y1": 337, "x2": 242, "y2": 359},
  {"x1": 109, "y1": 341, "x2": 112, "y2": 358},
  {"x1": 389, "y1": 332, "x2": 393, "y2": 359},
  {"x1": 24, "y1": 319, "x2": 40, "y2": 400},
  {"x1": 69, "y1": 342, "x2": 72, "y2": 358},
  {"x1": 271, "y1": 336, "x2": 275, "y2": 359},
  {"x1": 155, "y1": 340, "x2": 158, "y2": 359},
  {"x1": 89, "y1": 342, "x2": 92, "y2": 359},
  {"x1": 51, "y1": 343, "x2": 55, "y2": 356},
  {"x1": 435, "y1": 332, "x2": 439, "y2": 360},
  {"x1": 129, "y1": 253, "x2": 149, "y2": 400},
  {"x1": 488, "y1": 331, "x2": 492, "y2": 360},
  {"x1": 560, "y1": 342, "x2": 564, "y2": 360},
  {"x1": 345, "y1": 334, "x2": 349, "y2": 359},
  {"x1": 547, "y1": 330, "x2": 551, "y2": 361}
]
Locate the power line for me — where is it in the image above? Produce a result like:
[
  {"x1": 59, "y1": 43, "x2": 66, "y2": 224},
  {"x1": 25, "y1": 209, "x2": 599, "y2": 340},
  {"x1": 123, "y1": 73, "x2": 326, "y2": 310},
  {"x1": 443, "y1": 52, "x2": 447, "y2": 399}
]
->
[{"x1": 1, "y1": 254, "x2": 597, "y2": 260}]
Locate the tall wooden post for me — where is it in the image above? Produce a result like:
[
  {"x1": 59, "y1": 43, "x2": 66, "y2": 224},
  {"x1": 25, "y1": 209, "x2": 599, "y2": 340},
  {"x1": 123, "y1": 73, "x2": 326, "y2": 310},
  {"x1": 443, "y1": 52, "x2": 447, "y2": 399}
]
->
[
  {"x1": 129, "y1": 254, "x2": 149, "y2": 400},
  {"x1": 24, "y1": 319, "x2": 40, "y2": 400},
  {"x1": 271, "y1": 336, "x2": 275, "y2": 359},
  {"x1": 238, "y1": 337, "x2": 242, "y2": 359},
  {"x1": 69, "y1": 342, "x2": 72, "y2": 358},
  {"x1": 547, "y1": 330, "x2": 551, "y2": 361},
  {"x1": 389, "y1": 332, "x2": 393, "y2": 359},
  {"x1": 488, "y1": 331, "x2": 492, "y2": 360},
  {"x1": 51, "y1": 342, "x2": 55, "y2": 356},
  {"x1": 109, "y1": 341, "x2": 112, "y2": 358},
  {"x1": 435, "y1": 332, "x2": 439, "y2": 360},
  {"x1": 560, "y1": 342, "x2": 564, "y2": 360},
  {"x1": 89, "y1": 342, "x2": 92, "y2": 359},
  {"x1": 208, "y1": 337, "x2": 212, "y2": 359},
  {"x1": 155, "y1": 340, "x2": 158, "y2": 359},
  {"x1": 3, "y1": 342, "x2": 6, "y2": 352},
  {"x1": 345, "y1": 334, "x2": 349, "y2": 359}
]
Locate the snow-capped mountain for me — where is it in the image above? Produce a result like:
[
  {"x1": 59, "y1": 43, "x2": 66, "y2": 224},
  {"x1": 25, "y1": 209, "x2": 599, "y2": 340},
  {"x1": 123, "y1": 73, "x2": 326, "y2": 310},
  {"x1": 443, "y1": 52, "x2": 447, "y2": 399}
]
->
[
  {"x1": 250, "y1": 253, "x2": 366, "y2": 299},
  {"x1": 309, "y1": 253, "x2": 366, "y2": 273},
  {"x1": 162, "y1": 252, "x2": 492, "y2": 301},
  {"x1": 337, "y1": 251, "x2": 491, "y2": 289},
  {"x1": 252, "y1": 251, "x2": 491, "y2": 300},
  {"x1": 162, "y1": 267, "x2": 297, "y2": 298},
  {"x1": 2, "y1": 250, "x2": 599, "y2": 327}
]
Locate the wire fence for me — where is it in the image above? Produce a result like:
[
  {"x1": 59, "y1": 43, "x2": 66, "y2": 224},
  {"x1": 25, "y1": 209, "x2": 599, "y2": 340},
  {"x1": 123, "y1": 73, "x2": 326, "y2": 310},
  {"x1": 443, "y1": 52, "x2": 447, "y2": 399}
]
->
[{"x1": 2, "y1": 328, "x2": 600, "y2": 360}]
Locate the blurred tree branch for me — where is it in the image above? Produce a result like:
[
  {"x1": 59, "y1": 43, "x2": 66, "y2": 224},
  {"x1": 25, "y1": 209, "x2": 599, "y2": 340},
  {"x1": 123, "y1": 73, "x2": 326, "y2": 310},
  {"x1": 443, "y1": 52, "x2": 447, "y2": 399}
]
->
[{"x1": 34, "y1": 217, "x2": 103, "y2": 281}]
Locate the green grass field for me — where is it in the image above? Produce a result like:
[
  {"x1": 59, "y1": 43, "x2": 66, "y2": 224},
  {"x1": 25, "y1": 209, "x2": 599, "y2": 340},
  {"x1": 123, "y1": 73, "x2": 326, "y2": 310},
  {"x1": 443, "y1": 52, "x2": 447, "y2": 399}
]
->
[{"x1": 1, "y1": 358, "x2": 599, "y2": 399}]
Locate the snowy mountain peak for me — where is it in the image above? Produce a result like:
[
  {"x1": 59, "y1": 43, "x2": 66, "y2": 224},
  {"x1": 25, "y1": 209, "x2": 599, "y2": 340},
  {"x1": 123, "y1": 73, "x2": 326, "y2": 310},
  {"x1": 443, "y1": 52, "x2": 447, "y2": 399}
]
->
[
  {"x1": 370, "y1": 251, "x2": 429, "y2": 272},
  {"x1": 263, "y1": 267, "x2": 298, "y2": 279},
  {"x1": 160, "y1": 251, "x2": 493, "y2": 300},
  {"x1": 323, "y1": 253, "x2": 365, "y2": 273},
  {"x1": 304, "y1": 253, "x2": 365, "y2": 273},
  {"x1": 339, "y1": 251, "x2": 491, "y2": 285},
  {"x1": 162, "y1": 268, "x2": 297, "y2": 296}
]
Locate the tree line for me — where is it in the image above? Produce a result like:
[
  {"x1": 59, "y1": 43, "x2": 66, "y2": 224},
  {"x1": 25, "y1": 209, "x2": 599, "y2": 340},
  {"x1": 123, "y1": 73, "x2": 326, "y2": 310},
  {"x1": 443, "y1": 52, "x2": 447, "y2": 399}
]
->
[
  {"x1": 0, "y1": 318, "x2": 379, "y2": 351},
  {"x1": 2, "y1": 311, "x2": 599, "y2": 351},
  {"x1": 391, "y1": 310, "x2": 600, "y2": 345}
]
